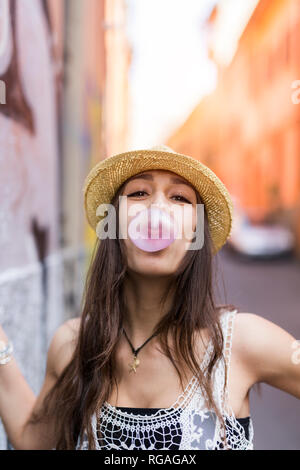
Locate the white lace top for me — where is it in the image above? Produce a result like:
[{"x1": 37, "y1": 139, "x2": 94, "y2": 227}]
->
[{"x1": 76, "y1": 309, "x2": 254, "y2": 450}]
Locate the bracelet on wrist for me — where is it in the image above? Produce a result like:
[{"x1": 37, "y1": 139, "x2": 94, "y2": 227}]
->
[
  {"x1": 0, "y1": 340, "x2": 13, "y2": 356},
  {"x1": 0, "y1": 355, "x2": 13, "y2": 365},
  {"x1": 0, "y1": 340, "x2": 14, "y2": 365}
]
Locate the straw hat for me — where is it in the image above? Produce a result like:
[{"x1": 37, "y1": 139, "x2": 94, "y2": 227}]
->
[{"x1": 83, "y1": 145, "x2": 234, "y2": 254}]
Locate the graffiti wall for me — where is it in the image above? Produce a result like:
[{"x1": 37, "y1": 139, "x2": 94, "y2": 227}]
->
[
  {"x1": 0, "y1": 0, "x2": 66, "y2": 449},
  {"x1": 0, "y1": 0, "x2": 130, "y2": 449}
]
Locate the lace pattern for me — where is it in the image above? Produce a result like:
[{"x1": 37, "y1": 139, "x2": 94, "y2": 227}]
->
[{"x1": 76, "y1": 309, "x2": 254, "y2": 450}]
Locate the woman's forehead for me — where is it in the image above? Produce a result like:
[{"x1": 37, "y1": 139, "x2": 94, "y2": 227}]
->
[{"x1": 126, "y1": 169, "x2": 190, "y2": 184}]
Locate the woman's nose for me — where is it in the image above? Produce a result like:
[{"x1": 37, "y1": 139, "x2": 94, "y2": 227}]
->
[{"x1": 150, "y1": 191, "x2": 169, "y2": 211}]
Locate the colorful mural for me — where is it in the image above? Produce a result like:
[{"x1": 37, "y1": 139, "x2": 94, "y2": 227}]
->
[
  {"x1": 0, "y1": 0, "x2": 130, "y2": 449},
  {"x1": 0, "y1": 0, "x2": 63, "y2": 449}
]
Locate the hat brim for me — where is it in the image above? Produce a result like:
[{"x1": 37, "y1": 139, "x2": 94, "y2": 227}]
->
[{"x1": 83, "y1": 149, "x2": 234, "y2": 254}]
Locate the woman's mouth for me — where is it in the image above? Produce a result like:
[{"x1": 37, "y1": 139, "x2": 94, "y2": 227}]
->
[{"x1": 148, "y1": 220, "x2": 163, "y2": 238}]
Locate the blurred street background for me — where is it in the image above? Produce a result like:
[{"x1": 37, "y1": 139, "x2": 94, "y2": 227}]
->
[{"x1": 0, "y1": 0, "x2": 299, "y2": 449}]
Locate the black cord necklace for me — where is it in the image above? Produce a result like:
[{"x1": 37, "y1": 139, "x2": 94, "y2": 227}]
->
[{"x1": 122, "y1": 327, "x2": 158, "y2": 374}]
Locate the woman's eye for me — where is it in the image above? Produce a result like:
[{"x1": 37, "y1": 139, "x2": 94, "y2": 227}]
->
[
  {"x1": 127, "y1": 191, "x2": 191, "y2": 203},
  {"x1": 172, "y1": 195, "x2": 191, "y2": 203},
  {"x1": 127, "y1": 191, "x2": 147, "y2": 197}
]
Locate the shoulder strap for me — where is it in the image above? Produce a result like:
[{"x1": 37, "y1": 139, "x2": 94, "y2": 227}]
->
[
  {"x1": 216, "y1": 309, "x2": 238, "y2": 415},
  {"x1": 223, "y1": 309, "x2": 238, "y2": 371}
]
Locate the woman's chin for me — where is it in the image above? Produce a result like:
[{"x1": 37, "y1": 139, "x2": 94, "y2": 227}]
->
[
  {"x1": 131, "y1": 266, "x2": 175, "y2": 278},
  {"x1": 128, "y1": 253, "x2": 178, "y2": 277},
  {"x1": 125, "y1": 239, "x2": 185, "y2": 275}
]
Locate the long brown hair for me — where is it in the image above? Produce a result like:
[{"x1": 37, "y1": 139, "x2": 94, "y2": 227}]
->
[{"x1": 28, "y1": 175, "x2": 238, "y2": 449}]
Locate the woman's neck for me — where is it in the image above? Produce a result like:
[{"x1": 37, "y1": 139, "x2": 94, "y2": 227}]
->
[{"x1": 122, "y1": 270, "x2": 175, "y2": 345}]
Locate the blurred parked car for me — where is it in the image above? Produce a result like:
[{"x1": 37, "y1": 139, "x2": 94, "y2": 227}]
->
[{"x1": 227, "y1": 198, "x2": 295, "y2": 260}]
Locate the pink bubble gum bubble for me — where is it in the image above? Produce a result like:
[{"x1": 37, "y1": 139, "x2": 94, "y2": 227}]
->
[{"x1": 128, "y1": 207, "x2": 178, "y2": 252}]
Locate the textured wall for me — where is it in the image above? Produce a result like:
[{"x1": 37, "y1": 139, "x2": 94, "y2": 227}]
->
[
  {"x1": 0, "y1": 0, "x2": 130, "y2": 449},
  {"x1": 0, "y1": 0, "x2": 73, "y2": 449}
]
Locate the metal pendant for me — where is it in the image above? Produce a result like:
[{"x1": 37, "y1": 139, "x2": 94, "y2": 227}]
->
[{"x1": 128, "y1": 354, "x2": 140, "y2": 373}]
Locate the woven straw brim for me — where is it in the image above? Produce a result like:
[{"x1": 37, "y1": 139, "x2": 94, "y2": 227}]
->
[{"x1": 83, "y1": 149, "x2": 234, "y2": 255}]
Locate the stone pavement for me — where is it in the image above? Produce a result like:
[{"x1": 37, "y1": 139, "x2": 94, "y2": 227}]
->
[{"x1": 216, "y1": 247, "x2": 300, "y2": 449}]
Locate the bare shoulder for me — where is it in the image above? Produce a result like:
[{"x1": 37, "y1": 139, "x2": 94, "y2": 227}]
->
[
  {"x1": 232, "y1": 312, "x2": 298, "y2": 386},
  {"x1": 64, "y1": 317, "x2": 81, "y2": 336},
  {"x1": 46, "y1": 317, "x2": 81, "y2": 379},
  {"x1": 233, "y1": 312, "x2": 295, "y2": 350}
]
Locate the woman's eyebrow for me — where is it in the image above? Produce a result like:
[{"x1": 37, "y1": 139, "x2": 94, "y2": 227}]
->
[
  {"x1": 129, "y1": 173, "x2": 153, "y2": 182},
  {"x1": 169, "y1": 176, "x2": 194, "y2": 189}
]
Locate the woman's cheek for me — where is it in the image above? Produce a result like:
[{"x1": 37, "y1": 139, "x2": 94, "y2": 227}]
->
[{"x1": 177, "y1": 206, "x2": 196, "y2": 243}]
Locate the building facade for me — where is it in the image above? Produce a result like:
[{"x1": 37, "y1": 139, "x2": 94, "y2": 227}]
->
[{"x1": 167, "y1": 0, "x2": 300, "y2": 256}]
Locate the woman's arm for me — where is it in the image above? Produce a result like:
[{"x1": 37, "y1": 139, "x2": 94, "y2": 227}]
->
[
  {"x1": 0, "y1": 320, "x2": 77, "y2": 450},
  {"x1": 234, "y1": 313, "x2": 300, "y2": 399}
]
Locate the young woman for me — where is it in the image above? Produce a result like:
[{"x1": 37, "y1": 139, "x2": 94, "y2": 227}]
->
[{"x1": 0, "y1": 145, "x2": 299, "y2": 450}]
